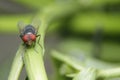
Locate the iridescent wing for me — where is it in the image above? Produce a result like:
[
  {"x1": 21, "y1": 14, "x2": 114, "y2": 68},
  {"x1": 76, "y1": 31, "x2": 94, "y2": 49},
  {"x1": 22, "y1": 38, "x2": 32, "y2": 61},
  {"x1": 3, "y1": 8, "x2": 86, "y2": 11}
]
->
[
  {"x1": 17, "y1": 21, "x2": 26, "y2": 34},
  {"x1": 31, "y1": 18, "x2": 41, "y2": 34}
]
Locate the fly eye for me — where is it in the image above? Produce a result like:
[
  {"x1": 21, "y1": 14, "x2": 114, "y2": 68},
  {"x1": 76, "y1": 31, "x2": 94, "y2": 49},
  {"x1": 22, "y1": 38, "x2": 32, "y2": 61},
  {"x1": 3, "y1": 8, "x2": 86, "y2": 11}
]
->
[
  {"x1": 22, "y1": 35, "x2": 28, "y2": 42},
  {"x1": 30, "y1": 34, "x2": 36, "y2": 41}
]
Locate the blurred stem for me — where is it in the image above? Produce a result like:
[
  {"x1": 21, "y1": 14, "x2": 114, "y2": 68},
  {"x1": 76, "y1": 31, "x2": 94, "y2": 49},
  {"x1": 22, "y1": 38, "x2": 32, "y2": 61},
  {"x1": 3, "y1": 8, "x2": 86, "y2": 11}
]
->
[
  {"x1": 73, "y1": 68, "x2": 96, "y2": 80},
  {"x1": 73, "y1": 67, "x2": 120, "y2": 80},
  {"x1": 92, "y1": 26, "x2": 103, "y2": 58},
  {"x1": 97, "y1": 68, "x2": 120, "y2": 79},
  {"x1": 51, "y1": 50, "x2": 84, "y2": 71},
  {"x1": 51, "y1": 50, "x2": 120, "y2": 80}
]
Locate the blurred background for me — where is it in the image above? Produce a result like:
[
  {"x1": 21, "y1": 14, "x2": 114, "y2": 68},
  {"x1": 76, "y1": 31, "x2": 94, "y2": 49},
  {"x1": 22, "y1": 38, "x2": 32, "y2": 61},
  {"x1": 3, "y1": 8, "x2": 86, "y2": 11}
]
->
[{"x1": 0, "y1": 0, "x2": 120, "y2": 80}]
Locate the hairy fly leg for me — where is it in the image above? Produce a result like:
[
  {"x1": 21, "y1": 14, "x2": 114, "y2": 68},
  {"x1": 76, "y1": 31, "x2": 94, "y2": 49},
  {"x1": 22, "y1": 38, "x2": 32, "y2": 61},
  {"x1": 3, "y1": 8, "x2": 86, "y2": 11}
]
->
[
  {"x1": 33, "y1": 35, "x2": 43, "y2": 53},
  {"x1": 36, "y1": 35, "x2": 42, "y2": 49}
]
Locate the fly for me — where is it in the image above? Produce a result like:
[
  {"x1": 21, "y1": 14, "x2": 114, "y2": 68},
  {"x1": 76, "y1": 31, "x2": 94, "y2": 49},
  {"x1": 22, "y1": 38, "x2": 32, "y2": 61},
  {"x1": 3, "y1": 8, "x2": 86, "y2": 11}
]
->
[{"x1": 18, "y1": 21, "x2": 41, "y2": 48}]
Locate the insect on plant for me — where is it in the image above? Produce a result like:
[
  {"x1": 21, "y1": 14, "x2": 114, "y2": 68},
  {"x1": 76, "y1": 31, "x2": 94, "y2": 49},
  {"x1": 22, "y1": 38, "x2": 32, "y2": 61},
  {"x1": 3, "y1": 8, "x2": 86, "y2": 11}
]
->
[{"x1": 18, "y1": 21, "x2": 42, "y2": 51}]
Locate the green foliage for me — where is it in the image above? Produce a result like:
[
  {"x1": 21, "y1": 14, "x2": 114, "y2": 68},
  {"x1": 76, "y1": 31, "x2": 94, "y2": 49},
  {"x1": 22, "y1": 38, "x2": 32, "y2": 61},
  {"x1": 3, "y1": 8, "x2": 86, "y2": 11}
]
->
[
  {"x1": 0, "y1": 0, "x2": 120, "y2": 80},
  {"x1": 70, "y1": 13, "x2": 120, "y2": 35},
  {"x1": 0, "y1": 14, "x2": 32, "y2": 33},
  {"x1": 14, "y1": 0, "x2": 54, "y2": 8}
]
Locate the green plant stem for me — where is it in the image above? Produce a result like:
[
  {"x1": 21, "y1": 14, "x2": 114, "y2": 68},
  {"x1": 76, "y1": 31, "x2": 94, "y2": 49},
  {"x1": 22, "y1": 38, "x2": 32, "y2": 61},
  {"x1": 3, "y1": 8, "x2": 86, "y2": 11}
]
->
[
  {"x1": 51, "y1": 50, "x2": 84, "y2": 71},
  {"x1": 23, "y1": 48, "x2": 47, "y2": 80},
  {"x1": 97, "y1": 68, "x2": 120, "y2": 79},
  {"x1": 8, "y1": 46, "x2": 24, "y2": 80}
]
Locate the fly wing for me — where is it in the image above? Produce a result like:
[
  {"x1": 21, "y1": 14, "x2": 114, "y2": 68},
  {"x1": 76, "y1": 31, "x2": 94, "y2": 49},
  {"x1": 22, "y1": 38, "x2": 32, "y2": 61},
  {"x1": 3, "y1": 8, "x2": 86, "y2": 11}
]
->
[
  {"x1": 31, "y1": 18, "x2": 41, "y2": 34},
  {"x1": 17, "y1": 21, "x2": 26, "y2": 34}
]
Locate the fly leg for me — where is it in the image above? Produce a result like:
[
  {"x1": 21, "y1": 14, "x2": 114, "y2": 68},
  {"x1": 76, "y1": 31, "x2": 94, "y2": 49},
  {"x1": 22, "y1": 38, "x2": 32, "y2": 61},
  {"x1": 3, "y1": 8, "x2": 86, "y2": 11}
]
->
[
  {"x1": 34, "y1": 35, "x2": 43, "y2": 53},
  {"x1": 36, "y1": 35, "x2": 42, "y2": 49}
]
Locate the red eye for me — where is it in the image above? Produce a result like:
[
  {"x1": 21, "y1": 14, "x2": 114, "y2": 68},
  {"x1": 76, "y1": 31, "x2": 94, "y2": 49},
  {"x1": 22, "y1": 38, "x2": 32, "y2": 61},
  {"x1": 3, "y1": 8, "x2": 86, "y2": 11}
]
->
[
  {"x1": 30, "y1": 34, "x2": 36, "y2": 41},
  {"x1": 22, "y1": 34, "x2": 36, "y2": 43},
  {"x1": 22, "y1": 35, "x2": 29, "y2": 42}
]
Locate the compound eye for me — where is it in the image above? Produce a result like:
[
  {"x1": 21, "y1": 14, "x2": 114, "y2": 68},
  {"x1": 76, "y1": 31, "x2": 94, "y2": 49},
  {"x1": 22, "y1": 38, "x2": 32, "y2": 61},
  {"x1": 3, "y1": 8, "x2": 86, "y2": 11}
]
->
[
  {"x1": 30, "y1": 34, "x2": 36, "y2": 41},
  {"x1": 22, "y1": 35, "x2": 28, "y2": 42}
]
